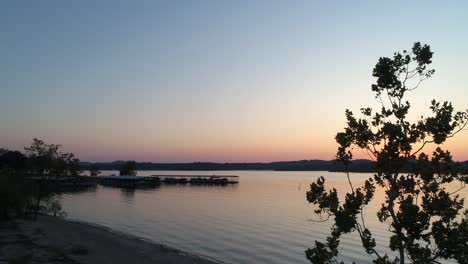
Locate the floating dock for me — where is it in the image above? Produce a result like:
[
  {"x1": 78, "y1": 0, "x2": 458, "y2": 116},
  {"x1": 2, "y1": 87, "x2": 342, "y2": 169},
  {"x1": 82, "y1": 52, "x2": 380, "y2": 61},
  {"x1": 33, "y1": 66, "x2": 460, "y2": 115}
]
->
[
  {"x1": 153, "y1": 175, "x2": 239, "y2": 185},
  {"x1": 98, "y1": 176, "x2": 160, "y2": 187},
  {"x1": 98, "y1": 174, "x2": 239, "y2": 187}
]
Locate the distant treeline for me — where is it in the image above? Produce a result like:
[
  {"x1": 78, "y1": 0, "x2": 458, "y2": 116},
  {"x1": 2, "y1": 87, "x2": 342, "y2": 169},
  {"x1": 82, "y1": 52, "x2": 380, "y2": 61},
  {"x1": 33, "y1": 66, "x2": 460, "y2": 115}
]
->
[{"x1": 80, "y1": 159, "x2": 468, "y2": 173}]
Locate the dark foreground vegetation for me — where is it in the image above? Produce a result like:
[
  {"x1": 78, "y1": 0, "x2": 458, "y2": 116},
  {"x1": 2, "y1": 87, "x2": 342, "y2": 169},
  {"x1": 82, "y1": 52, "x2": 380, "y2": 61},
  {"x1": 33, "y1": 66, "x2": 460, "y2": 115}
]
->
[
  {"x1": 306, "y1": 43, "x2": 468, "y2": 263},
  {"x1": 0, "y1": 139, "x2": 81, "y2": 221},
  {"x1": 0, "y1": 139, "x2": 89, "y2": 262}
]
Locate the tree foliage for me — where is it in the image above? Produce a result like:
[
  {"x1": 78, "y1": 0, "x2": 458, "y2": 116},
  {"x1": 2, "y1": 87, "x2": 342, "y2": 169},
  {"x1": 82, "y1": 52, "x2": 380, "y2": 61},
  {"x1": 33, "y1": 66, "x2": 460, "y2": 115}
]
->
[
  {"x1": 1, "y1": 139, "x2": 84, "y2": 221},
  {"x1": 23, "y1": 138, "x2": 83, "y2": 220},
  {"x1": 0, "y1": 139, "x2": 83, "y2": 220},
  {"x1": 0, "y1": 150, "x2": 27, "y2": 171},
  {"x1": 24, "y1": 138, "x2": 81, "y2": 176},
  {"x1": 306, "y1": 43, "x2": 468, "y2": 264},
  {"x1": 1, "y1": 150, "x2": 30, "y2": 219},
  {"x1": 0, "y1": 168, "x2": 29, "y2": 219},
  {"x1": 119, "y1": 160, "x2": 137, "y2": 176}
]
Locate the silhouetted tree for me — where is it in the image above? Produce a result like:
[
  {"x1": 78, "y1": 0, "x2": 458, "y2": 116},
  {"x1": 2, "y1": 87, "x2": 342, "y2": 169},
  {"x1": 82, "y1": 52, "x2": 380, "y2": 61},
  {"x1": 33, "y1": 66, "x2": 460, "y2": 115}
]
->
[
  {"x1": 0, "y1": 151, "x2": 30, "y2": 219},
  {"x1": 24, "y1": 138, "x2": 81, "y2": 220},
  {"x1": 0, "y1": 168, "x2": 30, "y2": 219},
  {"x1": 306, "y1": 43, "x2": 468, "y2": 263},
  {"x1": 119, "y1": 160, "x2": 137, "y2": 176},
  {"x1": 0, "y1": 150, "x2": 27, "y2": 170},
  {"x1": 25, "y1": 138, "x2": 80, "y2": 176}
]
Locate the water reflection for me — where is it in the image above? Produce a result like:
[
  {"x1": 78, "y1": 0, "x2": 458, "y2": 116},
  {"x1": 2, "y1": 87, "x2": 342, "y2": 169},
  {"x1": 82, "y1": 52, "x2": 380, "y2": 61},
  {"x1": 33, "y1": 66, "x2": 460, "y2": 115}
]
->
[
  {"x1": 120, "y1": 188, "x2": 135, "y2": 202},
  {"x1": 55, "y1": 185, "x2": 97, "y2": 195}
]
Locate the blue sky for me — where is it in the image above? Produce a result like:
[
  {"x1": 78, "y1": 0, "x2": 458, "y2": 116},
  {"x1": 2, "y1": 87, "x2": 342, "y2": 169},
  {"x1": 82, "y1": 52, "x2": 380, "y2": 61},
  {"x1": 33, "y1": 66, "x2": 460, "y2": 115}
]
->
[{"x1": 1, "y1": 1, "x2": 468, "y2": 162}]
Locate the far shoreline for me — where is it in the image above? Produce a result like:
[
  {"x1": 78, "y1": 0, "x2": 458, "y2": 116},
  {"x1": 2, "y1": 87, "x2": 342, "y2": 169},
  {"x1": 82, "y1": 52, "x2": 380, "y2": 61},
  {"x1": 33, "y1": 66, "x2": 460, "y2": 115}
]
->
[{"x1": 81, "y1": 158, "x2": 468, "y2": 173}]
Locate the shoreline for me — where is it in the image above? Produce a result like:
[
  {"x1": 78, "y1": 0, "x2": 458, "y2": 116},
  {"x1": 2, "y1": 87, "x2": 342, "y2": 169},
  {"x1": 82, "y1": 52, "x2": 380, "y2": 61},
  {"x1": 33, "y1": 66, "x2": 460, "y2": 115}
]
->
[{"x1": 15, "y1": 216, "x2": 224, "y2": 264}]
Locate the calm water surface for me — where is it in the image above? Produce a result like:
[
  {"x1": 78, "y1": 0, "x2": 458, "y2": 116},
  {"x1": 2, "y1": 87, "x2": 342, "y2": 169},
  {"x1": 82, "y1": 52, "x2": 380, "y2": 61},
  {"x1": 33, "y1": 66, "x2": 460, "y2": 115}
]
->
[{"x1": 59, "y1": 171, "x2": 465, "y2": 264}]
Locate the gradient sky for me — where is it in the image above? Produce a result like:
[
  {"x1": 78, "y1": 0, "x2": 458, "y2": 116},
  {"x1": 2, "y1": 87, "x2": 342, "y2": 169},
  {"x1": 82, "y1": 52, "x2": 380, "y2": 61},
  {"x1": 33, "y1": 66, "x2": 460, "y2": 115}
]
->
[{"x1": 1, "y1": 1, "x2": 468, "y2": 162}]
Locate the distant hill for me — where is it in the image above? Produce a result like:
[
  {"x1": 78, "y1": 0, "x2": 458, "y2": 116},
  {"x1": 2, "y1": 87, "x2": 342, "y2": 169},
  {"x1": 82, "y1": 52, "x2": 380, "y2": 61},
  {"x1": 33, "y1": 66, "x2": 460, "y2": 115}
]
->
[
  {"x1": 276, "y1": 159, "x2": 375, "y2": 172},
  {"x1": 80, "y1": 159, "x2": 468, "y2": 173},
  {"x1": 78, "y1": 159, "x2": 371, "y2": 172}
]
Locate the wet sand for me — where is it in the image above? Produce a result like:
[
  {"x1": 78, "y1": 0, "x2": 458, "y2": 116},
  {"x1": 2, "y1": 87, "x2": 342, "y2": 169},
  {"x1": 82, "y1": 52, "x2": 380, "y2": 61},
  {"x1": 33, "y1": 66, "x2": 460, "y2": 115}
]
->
[{"x1": 16, "y1": 216, "x2": 222, "y2": 264}]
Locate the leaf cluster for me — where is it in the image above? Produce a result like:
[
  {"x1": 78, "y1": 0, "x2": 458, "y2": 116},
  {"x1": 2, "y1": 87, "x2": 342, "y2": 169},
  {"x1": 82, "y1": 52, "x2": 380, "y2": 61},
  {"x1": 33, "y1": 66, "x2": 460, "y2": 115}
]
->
[
  {"x1": 306, "y1": 43, "x2": 468, "y2": 264},
  {"x1": 24, "y1": 138, "x2": 81, "y2": 176}
]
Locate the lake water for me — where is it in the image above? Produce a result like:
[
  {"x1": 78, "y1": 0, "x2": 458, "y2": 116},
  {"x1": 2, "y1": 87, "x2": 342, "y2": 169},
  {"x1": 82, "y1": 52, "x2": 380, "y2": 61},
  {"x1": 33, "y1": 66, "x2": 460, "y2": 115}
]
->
[{"x1": 58, "y1": 171, "x2": 465, "y2": 264}]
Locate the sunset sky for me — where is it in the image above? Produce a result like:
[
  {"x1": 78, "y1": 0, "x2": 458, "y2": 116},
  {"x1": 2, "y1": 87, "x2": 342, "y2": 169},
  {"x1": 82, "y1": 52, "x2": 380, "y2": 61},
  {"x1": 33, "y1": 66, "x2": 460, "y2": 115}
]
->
[{"x1": 1, "y1": 1, "x2": 468, "y2": 162}]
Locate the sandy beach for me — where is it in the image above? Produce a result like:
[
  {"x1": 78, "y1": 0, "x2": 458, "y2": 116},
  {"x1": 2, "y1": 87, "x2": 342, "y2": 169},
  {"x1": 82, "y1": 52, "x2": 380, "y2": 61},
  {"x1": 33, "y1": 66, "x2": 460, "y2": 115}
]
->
[{"x1": 15, "y1": 216, "x2": 222, "y2": 264}]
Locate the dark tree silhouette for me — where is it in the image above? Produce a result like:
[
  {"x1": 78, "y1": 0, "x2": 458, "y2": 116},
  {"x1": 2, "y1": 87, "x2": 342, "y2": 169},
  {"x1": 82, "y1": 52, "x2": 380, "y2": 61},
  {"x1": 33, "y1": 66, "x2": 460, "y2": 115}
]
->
[
  {"x1": 0, "y1": 168, "x2": 30, "y2": 219},
  {"x1": 24, "y1": 138, "x2": 81, "y2": 220},
  {"x1": 306, "y1": 43, "x2": 468, "y2": 264},
  {"x1": 119, "y1": 160, "x2": 137, "y2": 176},
  {"x1": 0, "y1": 140, "x2": 82, "y2": 220},
  {"x1": 0, "y1": 150, "x2": 27, "y2": 170},
  {"x1": 0, "y1": 150, "x2": 29, "y2": 219},
  {"x1": 25, "y1": 138, "x2": 80, "y2": 177}
]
